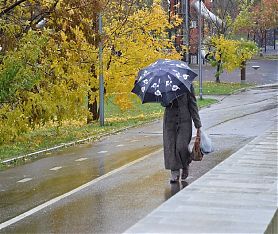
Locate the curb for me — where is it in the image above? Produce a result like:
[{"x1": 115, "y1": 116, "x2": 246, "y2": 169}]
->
[
  {"x1": 124, "y1": 125, "x2": 277, "y2": 233},
  {"x1": 1, "y1": 120, "x2": 160, "y2": 166},
  {"x1": 221, "y1": 82, "x2": 277, "y2": 99},
  {"x1": 252, "y1": 83, "x2": 278, "y2": 89},
  {"x1": 2, "y1": 83, "x2": 276, "y2": 166}
]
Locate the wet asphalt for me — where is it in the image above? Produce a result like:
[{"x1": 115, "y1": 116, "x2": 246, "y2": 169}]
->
[
  {"x1": 0, "y1": 86, "x2": 277, "y2": 232},
  {"x1": 191, "y1": 59, "x2": 278, "y2": 84}
]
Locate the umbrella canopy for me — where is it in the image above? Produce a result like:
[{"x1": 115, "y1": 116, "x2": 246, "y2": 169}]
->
[{"x1": 132, "y1": 59, "x2": 198, "y2": 106}]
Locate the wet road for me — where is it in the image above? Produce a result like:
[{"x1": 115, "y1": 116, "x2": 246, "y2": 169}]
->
[
  {"x1": 0, "y1": 85, "x2": 277, "y2": 233},
  {"x1": 0, "y1": 126, "x2": 163, "y2": 223},
  {"x1": 191, "y1": 59, "x2": 278, "y2": 84}
]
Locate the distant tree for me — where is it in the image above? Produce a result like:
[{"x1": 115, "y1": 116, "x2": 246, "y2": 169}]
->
[
  {"x1": 233, "y1": 2, "x2": 255, "y2": 36},
  {"x1": 200, "y1": 0, "x2": 261, "y2": 82},
  {"x1": 250, "y1": 0, "x2": 278, "y2": 48},
  {"x1": 233, "y1": 0, "x2": 278, "y2": 45},
  {"x1": 207, "y1": 36, "x2": 258, "y2": 83},
  {"x1": 204, "y1": 0, "x2": 241, "y2": 36}
]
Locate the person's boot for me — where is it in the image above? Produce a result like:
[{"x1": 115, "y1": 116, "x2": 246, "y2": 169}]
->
[
  {"x1": 170, "y1": 170, "x2": 180, "y2": 183},
  {"x1": 181, "y1": 166, "x2": 189, "y2": 181}
]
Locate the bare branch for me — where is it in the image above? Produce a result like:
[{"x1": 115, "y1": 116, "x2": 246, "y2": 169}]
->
[{"x1": 0, "y1": 0, "x2": 27, "y2": 18}]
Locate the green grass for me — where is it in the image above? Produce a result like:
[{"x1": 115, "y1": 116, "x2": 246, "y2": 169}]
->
[
  {"x1": 252, "y1": 54, "x2": 278, "y2": 60},
  {"x1": 194, "y1": 81, "x2": 253, "y2": 95},
  {"x1": 0, "y1": 81, "x2": 251, "y2": 167}
]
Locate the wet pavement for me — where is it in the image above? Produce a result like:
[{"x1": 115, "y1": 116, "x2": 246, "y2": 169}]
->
[
  {"x1": 125, "y1": 127, "x2": 278, "y2": 233},
  {"x1": 0, "y1": 125, "x2": 163, "y2": 223},
  {"x1": 191, "y1": 59, "x2": 278, "y2": 84},
  {"x1": 0, "y1": 84, "x2": 277, "y2": 233},
  {"x1": 1, "y1": 137, "x2": 252, "y2": 234}
]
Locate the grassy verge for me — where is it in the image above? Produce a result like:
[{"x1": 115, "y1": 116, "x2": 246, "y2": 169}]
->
[
  {"x1": 252, "y1": 54, "x2": 278, "y2": 60},
  {"x1": 193, "y1": 81, "x2": 253, "y2": 95},
  {"x1": 0, "y1": 98, "x2": 216, "y2": 164},
  {"x1": 0, "y1": 81, "x2": 253, "y2": 167}
]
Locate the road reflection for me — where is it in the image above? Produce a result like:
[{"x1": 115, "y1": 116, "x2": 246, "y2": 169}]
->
[{"x1": 164, "y1": 181, "x2": 188, "y2": 200}]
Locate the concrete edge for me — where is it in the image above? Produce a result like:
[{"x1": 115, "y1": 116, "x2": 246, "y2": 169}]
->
[
  {"x1": 207, "y1": 82, "x2": 278, "y2": 102},
  {"x1": 124, "y1": 125, "x2": 278, "y2": 233},
  {"x1": 253, "y1": 83, "x2": 278, "y2": 89},
  {"x1": 0, "y1": 120, "x2": 160, "y2": 165},
  {"x1": 265, "y1": 208, "x2": 278, "y2": 234},
  {"x1": 2, "y1": 83, "x2": 276, "y2": 166},
  {"x1": 223, "y1": 82, "x2": 277, "y2": 96}
]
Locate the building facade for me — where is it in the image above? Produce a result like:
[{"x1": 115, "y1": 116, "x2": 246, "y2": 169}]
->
[{"x1": 169, "y1": 0, "x2": 212, "y2": 62}]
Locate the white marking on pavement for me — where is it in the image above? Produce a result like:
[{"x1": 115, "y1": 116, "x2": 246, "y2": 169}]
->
[
  {"x1": 116, "y1": 144, "x2": 124, "y2": 147},
  {"x1": 0, "y1": 148, "x2": 162, "y2": 230},
  {"x1": 98, "y1": 151, "x2": 108, "y2": 154},
  {"x1": 75, "y1": 158, "x2": 88, "y2": 162},
  {"x1": 130, "y1": 139, "x2": 140, "y2": 143},
  {"x1": 49, "y1": 166, "x2": 62, "y2": 171},
  {"x1": 17, "y1": 178, "x2": 32, "y2": 183}
]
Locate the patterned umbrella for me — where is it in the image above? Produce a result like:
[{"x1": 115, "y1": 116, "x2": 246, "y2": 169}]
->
[{"x1": 131, "y1": 59, "x2": 198, "y2": 106}]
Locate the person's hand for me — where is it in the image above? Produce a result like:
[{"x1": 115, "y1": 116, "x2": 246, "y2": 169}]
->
[
  {"x1": 195, "y1": 128, "x2": 201, "y2": 145},
  {"x1": 196, "y1": 128, "x2": 201, "y2": 137}
]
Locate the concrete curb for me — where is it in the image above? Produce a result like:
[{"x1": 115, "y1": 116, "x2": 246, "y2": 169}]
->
[
  {"x1": 253, "y1": 83, "x2": 278, "y2": 89},
  {"x1": 217, "y1": 82, "x2": 278, "y2": 100},
  {"x1": 0, "y1": 120, "x2": 160, "y2": 166}
]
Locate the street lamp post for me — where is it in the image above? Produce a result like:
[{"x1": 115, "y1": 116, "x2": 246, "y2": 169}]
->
[
  {"x1": 182, "y1": 0, "x2": 189, "y2": 62},
  {"x1": 198, "y1": 0, "x2": 203, "y2": 100},
  {"x1": 99, "y1": 13, "x2": 104, "y2": 126}
]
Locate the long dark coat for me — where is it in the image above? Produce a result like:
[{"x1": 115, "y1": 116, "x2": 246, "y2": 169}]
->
[{"x1": 163, "y1": 86, "x2": 202, "y2": 170}]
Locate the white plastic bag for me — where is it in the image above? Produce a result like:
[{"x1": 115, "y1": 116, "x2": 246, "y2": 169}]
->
[{"x1": 200, "y1": 130, "x2": 214, "y2": 154}]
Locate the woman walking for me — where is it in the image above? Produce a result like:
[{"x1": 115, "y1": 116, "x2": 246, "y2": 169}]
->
[{"x1": 163, "y1": 85, "x2": 202, "y2": 183}]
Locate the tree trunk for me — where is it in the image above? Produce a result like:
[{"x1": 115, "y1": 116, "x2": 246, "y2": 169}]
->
[
  {"x1": 240, "y1": 61, "x2": 246, "y2": 84},
  {"x1": 258, "y1": 30, "x2": 264, "y2": 57},
  {"x1": 87, "y1": 12, "x2": 100, "y2": 124},
  {"x1": 215, "y1": 61, "x2": 221, "y2": 83},
  {"x1": 87, "y1": 64, "x2": 99, "y2": 124},
  {"x1": 87, "y1": 95, "x2": 99, "y2": 124},
  {"x1": 264, "y1": 30, "x2": 267, "y2": 52},
  {"x1": 274, "y1": 29, "x2": 276, "y2": 50}
]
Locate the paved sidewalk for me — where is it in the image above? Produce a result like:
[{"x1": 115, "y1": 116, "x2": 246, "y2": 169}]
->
[{"x1": 125, "y1": 125, "x2": 278, "y2": 233}]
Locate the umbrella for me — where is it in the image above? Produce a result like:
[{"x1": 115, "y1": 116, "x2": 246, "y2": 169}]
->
[{"x1": 131, "y1": 59, "x2": 198, "y2": 106}]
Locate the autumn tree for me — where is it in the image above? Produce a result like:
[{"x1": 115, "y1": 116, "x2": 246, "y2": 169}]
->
[
  {"x1": 0, "y1": 0, "x2": 181, "y2": 143},
  {"x1": 102, "y1": 0, "x2": 181, "y2": 110},
  {"x1": 200, "y1": 0, "x2": 260, "y2": 82},
  {"x1": 0, "y1": 0, "x2": 102, "y2": 142},
  {"x1": 0, "y1": 0, "x2": 60, "y2": 52},
  {"x1": 207, "y1": 36, "x2": 258, "y2": 83},
  {"x1": 233, "y1": 0, "x2": 278, "y2": 47}
]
